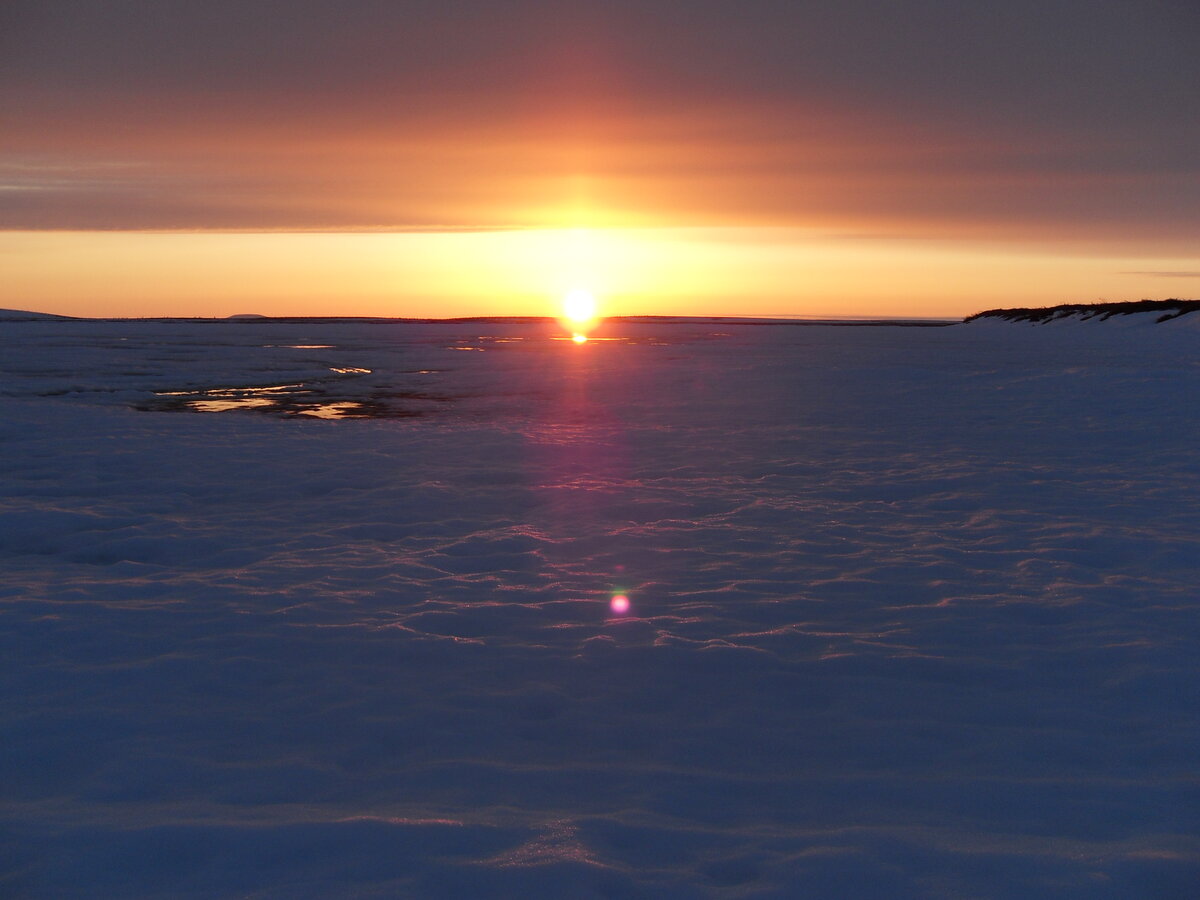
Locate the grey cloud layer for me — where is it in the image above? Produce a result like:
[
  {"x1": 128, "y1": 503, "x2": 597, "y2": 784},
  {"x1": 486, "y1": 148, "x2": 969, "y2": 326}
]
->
[{"x1": 2, "y1": 0, "x2": 1197, "y2": 236}]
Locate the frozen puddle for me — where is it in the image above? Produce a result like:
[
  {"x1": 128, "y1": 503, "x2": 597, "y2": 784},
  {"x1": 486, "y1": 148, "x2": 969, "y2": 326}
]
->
[
  {"x1": 143, "y1": 387, "x2": 430, "y2": 419},
  {"x1": 142, "y1": 369, "x2": 442, "y2": 419},
  {"x1": 298, "y1": 401, "x2": 373, "y2": 419}
]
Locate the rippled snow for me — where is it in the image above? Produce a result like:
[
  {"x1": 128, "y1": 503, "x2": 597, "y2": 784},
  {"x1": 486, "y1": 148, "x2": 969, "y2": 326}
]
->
[{"x1": 1, "y1": 317, "x2": 1198, "y2": 898}]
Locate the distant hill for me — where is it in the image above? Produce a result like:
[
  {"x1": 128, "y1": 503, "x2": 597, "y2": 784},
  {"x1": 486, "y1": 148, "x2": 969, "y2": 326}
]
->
[
  {"x1": 966, "y1": 299, "x2": 1200, "y2": 325},
  {"x1": 0, "y1": 308, "x2": 75, "y2": 321}
]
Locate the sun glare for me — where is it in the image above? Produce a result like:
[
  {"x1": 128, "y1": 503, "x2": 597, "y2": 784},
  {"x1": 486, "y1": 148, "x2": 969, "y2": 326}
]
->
[{"x1": 563, "y1": 288, "x2": 597, "y2": 325}]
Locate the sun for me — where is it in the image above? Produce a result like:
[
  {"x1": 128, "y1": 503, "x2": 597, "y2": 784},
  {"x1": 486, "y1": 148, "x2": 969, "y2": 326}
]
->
[{"x1": 562, "y1": 288, "x2": 597, "y2": 326}]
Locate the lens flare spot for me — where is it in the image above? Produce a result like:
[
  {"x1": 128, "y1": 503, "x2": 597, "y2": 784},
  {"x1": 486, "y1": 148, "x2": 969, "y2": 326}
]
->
[
  {"x1": 610, "y1": 594, "x2": 630, "y2": 615},
  {"x1": 572, "y1": 332, "x2": 588, "y2": 344}
]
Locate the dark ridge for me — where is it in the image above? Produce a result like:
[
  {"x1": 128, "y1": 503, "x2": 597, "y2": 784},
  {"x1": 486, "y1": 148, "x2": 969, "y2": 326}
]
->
[
  {"x1": 0, "y1": 313, "x2": 954, "y2": 326},
  {"x1": 96, "y1": 315, "x2": 561, "y2": 324},
  {"x1": 965, "y1": 298, "x2": 1200, "y2": 324},
  {"x1": 0, "y1": 308, "x2": 79, "y2": 321},
  {"x1": 611, "y1": 316, "x2": 954, "y2": 327}
]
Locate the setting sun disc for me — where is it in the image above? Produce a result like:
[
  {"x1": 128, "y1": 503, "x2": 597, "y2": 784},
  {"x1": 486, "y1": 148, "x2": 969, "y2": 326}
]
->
[{"x1": 563, "y1": 288, "x2": 596, "y2": 325}]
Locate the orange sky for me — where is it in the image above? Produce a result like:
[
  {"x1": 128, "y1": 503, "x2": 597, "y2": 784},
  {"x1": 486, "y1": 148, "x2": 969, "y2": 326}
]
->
[
  {"x1": 2, "y1": 0, "x2": 1198, "y2": 318},
  {"x1": 7, "y1": 228, "x2": 1196, "y2": 320}
]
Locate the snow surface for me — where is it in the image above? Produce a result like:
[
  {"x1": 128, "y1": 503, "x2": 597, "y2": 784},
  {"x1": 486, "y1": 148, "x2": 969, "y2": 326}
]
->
[{"x1": 2, "y1": 318, "x2": 1199, "y2": 898}]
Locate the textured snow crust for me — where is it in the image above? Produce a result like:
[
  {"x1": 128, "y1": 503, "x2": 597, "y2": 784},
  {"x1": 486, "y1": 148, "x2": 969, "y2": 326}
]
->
[
  {"x1": 2, "y1": 318, "x2": 1199, "y2": 898},
  {"x1": 967, "y1": 308, "x2": 1200, "y2": 330}
]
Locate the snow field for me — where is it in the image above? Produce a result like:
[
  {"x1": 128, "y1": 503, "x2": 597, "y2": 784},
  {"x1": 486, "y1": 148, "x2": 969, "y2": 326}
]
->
[{"x1": 2, "y1": 318, "x2": 1198, "y2": 897}]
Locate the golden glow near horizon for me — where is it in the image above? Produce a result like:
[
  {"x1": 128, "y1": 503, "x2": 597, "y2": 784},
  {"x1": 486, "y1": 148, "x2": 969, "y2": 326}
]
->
[{"x1": 1, "y1": 228, "x2": 1199, "y2": 320}]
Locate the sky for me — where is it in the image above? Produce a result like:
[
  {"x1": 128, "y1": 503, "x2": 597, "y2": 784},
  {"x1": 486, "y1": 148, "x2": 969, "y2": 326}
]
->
[{"x1": 2, "y1": 0, "x2": 1198, "y2": 318}]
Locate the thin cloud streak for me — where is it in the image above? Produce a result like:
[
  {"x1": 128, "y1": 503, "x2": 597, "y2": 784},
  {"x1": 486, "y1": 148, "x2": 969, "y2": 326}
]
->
[
  {"x1": 3, "y1": 97, "x2": 1198, "y2": 250},
  {"x1": 1118, "y1": 271, "x2": 1200, "y2": 278}
]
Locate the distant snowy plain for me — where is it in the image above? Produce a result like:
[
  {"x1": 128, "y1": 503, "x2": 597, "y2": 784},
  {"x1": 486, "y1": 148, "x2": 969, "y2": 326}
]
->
[{"x1": 2, "y1": 315, "x2": 1198, "y2": 898}]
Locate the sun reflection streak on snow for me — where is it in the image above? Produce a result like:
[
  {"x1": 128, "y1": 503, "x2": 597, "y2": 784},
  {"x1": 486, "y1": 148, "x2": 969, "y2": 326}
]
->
[{"x1": 522, "y1": 330, "x2": 642, "y2": 631}]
